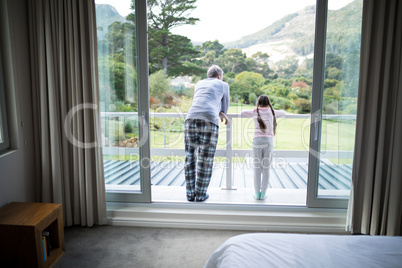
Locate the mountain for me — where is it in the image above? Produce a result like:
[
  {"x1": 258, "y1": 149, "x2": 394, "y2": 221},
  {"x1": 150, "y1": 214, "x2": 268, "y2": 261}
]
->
[
  {"x1": 225, "y1": 0, "x2": 363, "y2": 63},
  {"x1": 96, "y1": 4, "x2": 126, "y2": 39}
]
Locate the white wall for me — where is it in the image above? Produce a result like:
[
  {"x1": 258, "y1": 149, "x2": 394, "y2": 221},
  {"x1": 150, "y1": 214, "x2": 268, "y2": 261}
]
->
[{"x1": 0, "y1": 0, "x2": 37, "y2": 207}]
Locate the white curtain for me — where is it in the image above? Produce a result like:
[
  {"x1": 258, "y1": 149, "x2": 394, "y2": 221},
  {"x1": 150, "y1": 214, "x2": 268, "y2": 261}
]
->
[
  {"x1": 348, "y1": 0, "x2": 402, "y2": 235},
  {"x1": 28, "y1": 0, "x2": 107, "y2": 227}
]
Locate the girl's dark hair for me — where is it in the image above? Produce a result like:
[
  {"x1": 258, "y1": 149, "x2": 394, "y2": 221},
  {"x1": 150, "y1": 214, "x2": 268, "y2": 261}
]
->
[{"x1": 256, "y1": 95, "x2": 277, "y2": 135}]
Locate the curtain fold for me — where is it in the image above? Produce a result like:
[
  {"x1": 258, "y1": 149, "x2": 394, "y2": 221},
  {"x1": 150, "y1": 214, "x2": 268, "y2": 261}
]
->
[
  {"x1": 350, "y1": 0, "x2": 402, "y2": 236},
  {"x1": 28, "y1": 0, "x2": 107, "y2": 227}
]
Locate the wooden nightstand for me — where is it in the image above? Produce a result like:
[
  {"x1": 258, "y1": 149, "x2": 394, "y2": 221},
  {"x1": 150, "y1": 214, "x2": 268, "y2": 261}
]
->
[{"x1": 0, "y1": 202, "x2": 65, "y2": 267}]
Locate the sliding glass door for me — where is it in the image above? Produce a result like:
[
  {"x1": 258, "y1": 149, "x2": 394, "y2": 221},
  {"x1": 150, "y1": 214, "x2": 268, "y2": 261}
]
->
[
  {"x1": 96, "y1": 0, "x2": 151, "y2": 202},
  {"x1": 95, "y1": 0, "x2": 363, "y2": 208},
  {"x1": 307, "y1": 0, "x2": 362, "y2": 208}
]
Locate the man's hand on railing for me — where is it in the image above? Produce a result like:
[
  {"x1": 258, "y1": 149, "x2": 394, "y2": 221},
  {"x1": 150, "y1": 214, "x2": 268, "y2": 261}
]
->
[{"x1": 220, "y1": 112, "x2": 229, "y2": 125}]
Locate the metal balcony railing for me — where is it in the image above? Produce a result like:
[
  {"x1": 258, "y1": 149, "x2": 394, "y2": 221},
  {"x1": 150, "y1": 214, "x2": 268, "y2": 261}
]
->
[{"x1": 101, "y1": 112, "x2": 356, "y2": 190}]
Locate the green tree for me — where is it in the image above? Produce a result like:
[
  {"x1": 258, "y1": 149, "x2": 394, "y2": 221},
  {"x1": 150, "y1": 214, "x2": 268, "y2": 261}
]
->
[
  {"x1": 250, "y1": 52, "x2": 272, "y2": 78},
  {"x1": 263, "y1": 83, "x2": 290, "y2": 98},
  {"x1": 202, "y1": 50, "x2": 216, "y2": 67},
  {"x1": 98, "y1": 20, "x2": 137, "y2": 104},
  {"x1": 129, "y1": 0, "x2": 200, "y2": 75},
  {"x1": 200, "y1": 40, "x2": 225, "y2": 57},
  {"x1": 105, "y1": 22, "x2": 136, "y2": 55},
  {"x1": 273, "y1": 78, "x2": 292, "y2": 87},
  {"x1": 275, "y1": 56, "x2": 299, "y2": 78},
  {"x1": 98, "y1": 57, "x2": 136, "y2": 102},
  {"x1": 252, "y1": 51, "x2": 270, "y2": 62},
  {"x1": 148, "y1": 32, "x2": 203, "y2": 76},
  {"x1": 294, "y1": 58, "x2": 314, "y2": 78},
  {"x1": 324, "y1": 53, "x2": 343, "y2": 78},
  {"x1": 245, "y1": 57, "x2": 258, "y2": 72},
  {"x1": 327, "y1": 67, "x2": 342, "y2": 80},
  {"x1": 217, "y1": 48, "x2": 247, "y2": 73},
  {"x1": 231, "y1": 71, "x2": 265, "y2": 102}
]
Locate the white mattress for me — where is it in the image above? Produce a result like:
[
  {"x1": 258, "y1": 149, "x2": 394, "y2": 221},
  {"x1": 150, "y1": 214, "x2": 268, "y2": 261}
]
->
[{"x1": 204, "y1": 233, "x2": 402, "y2": 268}]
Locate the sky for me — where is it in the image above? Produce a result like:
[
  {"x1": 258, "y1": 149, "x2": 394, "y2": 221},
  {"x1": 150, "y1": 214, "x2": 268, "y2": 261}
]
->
[{"x1": 95, "y1": 0, "x2": 355, "y2": 43}]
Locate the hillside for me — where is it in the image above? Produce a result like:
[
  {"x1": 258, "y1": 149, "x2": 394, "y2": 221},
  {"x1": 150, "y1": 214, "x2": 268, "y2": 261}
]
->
[
  {"x1": 225, "y1": 0, "x2": 363, "y2": 63},
  {"x1": 96, "y1": 4, "x2": 126, "y2": 39}
]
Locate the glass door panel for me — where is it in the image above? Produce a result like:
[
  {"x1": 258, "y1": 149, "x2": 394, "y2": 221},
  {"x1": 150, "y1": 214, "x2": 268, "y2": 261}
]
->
[
  {"x1": 317, "y1": 0, "x2": 362, "y2": 198},
  {"x1": 307, "y1": 0, "x2": 362, "y2": 208},
  {"x1": 96, "y1": 0, "x2": 151, "y2": 202}
]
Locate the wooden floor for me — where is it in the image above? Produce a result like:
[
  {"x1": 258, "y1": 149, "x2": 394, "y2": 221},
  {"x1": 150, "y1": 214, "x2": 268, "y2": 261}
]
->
[{"x1": 104, "y1": 159, "x2": 352, "y2": 190}]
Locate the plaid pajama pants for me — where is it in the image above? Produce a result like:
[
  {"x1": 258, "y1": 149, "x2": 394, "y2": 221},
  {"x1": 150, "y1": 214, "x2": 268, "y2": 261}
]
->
[{"x1": 184, "y1": 119, "x2": 219, "y2": 200}]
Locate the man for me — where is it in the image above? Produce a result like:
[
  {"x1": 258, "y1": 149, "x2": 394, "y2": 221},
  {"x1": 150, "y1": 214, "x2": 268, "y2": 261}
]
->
[{"x1": 184, "y1": 65, "x2": 230, "y2": 202}]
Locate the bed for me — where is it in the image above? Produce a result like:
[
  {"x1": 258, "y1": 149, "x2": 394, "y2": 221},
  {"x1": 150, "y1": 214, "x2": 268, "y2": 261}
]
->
[{"x1": 204, "y1": 233, "x2": 402, "y2": 268}]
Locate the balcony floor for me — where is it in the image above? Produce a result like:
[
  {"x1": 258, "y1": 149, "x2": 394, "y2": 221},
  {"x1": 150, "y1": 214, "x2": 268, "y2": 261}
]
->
[{"x1": 104, "y1": 159, "x2": 352, "y2": 205}]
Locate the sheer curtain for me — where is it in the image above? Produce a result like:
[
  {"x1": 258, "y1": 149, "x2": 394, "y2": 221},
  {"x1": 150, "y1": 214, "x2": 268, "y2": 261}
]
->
[
  {"x1": 28, "y1": 0, "x2": 107, "y2": 227},
  {"x1": 348, "y1": 0, "x2": 402, "y2": 236}
]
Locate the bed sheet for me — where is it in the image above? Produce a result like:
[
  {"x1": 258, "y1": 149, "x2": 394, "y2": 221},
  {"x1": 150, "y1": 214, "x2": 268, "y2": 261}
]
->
[{"x1": 204, "y1": 233, "x2": 402, "y2": 268}]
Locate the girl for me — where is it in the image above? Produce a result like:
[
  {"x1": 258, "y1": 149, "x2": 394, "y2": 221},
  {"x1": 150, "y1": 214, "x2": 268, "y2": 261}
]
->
[{"x1": 241, "y1": 95, "x2": 285, "y2": 200}]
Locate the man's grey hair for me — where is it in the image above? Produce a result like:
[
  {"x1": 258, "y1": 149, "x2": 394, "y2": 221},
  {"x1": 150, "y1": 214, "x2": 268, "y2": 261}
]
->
[{"x1": 207, "y1": 65, "x2": 224, "y2": 78}]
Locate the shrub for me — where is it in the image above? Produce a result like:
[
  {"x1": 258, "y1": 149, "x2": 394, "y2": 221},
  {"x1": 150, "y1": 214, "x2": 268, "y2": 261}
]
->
[
  {"x1": 324, "y1": 87, "x2": 341, "y2": 98},
  {"x1": 324, "y1": 79, "x2": 338, "y2": 89},
  {"x1": 273, "y1": 78, "x2": 292, "y2": 87},
  {"x1": 276, "y1": 86, "x2": 290, "y2": 98},
  {"x1": 249, "y1": 93, "x2": 257, "y2": 105},
  {"x1": 324, "y1": 102, "x2": 338, "y2": 114},
  {"x1": 225, "y1": 72, "x2": 236, "y2": 78},
  {"x1": 344, "y1": 103, "x2": 357, "y2": 115},
  {"x1": 264, "y1": 79, "x2": 272, "y2": 85},
  {"x1": 149, "y1": 96, "x2": 160, "y2": 108},
  {"x1": 224, "y1": 77, "x2": 235, "y2": 85},
  {"x1": 294, "y1": 99, "x2": 311, "y2": 114},
  {"x1": 291, "y1": 81, "x2": 309, "y2": 88},
  {"x1": 327, "y1": 67, "x2": 342, "y2": 80},
  {"x1": 114, "y1": 101, "x2": 135, "y2": 112},
  {"x1": 271, "y1": 97, "x2": 294, "y2": 110},
  {"x1": 262, "y1": 82, "x2": 290, "y2": 98},
  {"x1": 292, "y1": 86, "x2": 312, "y2": 99},
  {"x1": 163, "y1": 91, "x2": 179, "y2": 107},
  {"x1": 149, "y1": 70, "x2": 170, "y2": 101},
  {"x1": 124, "y1": 119, "x2": 134, "y2": 133},
  {"x1": 287, "y1": 92, "x2": 299, "y2": 101},
  {"x1": 294, "y1": 76, "x2": 312, "y2": 85}
]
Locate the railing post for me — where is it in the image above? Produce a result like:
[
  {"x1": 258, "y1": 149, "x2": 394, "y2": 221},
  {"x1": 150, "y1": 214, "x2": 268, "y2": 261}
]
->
[
  {"x1": 163, "y1": 120, "x2": 166, "y2": 148},
  {"x1": 222, "y1": 117, "x2": 235, "y2": 190}
]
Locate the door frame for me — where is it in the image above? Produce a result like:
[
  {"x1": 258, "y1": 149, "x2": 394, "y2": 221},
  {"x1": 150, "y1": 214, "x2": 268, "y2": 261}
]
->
[
  {"x1": 106, "y1": 0, "x2": 151, "y2": 203},
  {"x1": 306, "y1": 0, "x2": 350, "y2": 209}
]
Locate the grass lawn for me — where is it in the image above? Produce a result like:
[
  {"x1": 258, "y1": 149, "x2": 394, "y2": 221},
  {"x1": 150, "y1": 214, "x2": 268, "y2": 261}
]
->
[{"x1": 227, "y1": 102, "x2": 255, "y2": 113}]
